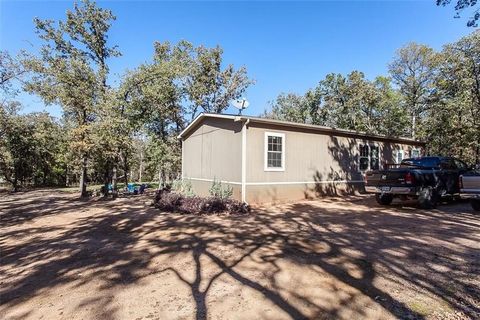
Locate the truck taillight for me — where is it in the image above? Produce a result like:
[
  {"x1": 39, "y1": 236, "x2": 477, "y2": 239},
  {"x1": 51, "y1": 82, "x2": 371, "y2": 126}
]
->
[{"x1": 405, "y1": 172, "x2": 414, "y2": 184}]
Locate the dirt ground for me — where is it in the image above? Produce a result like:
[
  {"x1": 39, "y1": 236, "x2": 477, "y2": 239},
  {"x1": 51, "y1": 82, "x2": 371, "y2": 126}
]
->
[{"x1": 0, "y1": 190, "x2": 479, "y2": 320}]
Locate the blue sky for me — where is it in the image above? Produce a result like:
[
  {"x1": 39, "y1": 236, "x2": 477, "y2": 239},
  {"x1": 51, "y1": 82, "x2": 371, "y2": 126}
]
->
[{"x1": 0, "y1": 0, "x2": 474, "y2": 117}]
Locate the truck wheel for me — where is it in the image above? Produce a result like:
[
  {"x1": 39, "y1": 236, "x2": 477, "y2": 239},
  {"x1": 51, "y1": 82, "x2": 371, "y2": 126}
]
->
[
  {"x1": 376, "y1": 193, "x2": 393, "y2": 206},
  {"x1": 418, "y1": 187, "x2": 438, "y2": 209},
  {"x1": 471, "y1": 199, "x2": 480, "y2": 212}
]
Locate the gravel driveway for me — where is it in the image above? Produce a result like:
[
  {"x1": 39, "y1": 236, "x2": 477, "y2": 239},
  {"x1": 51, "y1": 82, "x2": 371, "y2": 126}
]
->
[{"x1": 1, "y1": 190, "x2": 479, "y2": 320}]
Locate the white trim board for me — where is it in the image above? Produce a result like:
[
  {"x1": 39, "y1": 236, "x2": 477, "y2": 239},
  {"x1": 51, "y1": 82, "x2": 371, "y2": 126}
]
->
[
  {"x1": 246, "y1": 180, "x2": 364, "y2": 186},
  {"x1": 181, "y1": 140, "x2": 184, "y2": 179},
  {"x1": 241, "y1": 122, "x2": 247, "y2": 202},
  {"x1": 184, "y1": 177, "x2": 363, "y2": 186},
  {"x1": 185, "y1": 177, "x2": 242, "y2": 185}
]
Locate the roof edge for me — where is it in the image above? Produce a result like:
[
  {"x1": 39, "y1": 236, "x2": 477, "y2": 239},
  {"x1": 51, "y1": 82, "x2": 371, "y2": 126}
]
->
[
  {"x1": 177, "y1": 113, "x2": 243, "y2": 139},
  {"x1": 178, "y1": 113, "x2": 425, "y2": 145}
]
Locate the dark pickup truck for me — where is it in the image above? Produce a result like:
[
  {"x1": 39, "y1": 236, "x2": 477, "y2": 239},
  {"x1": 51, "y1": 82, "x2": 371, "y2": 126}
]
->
[{"x1": 364, "y1": 156, "x2": 470, "y2": 209}]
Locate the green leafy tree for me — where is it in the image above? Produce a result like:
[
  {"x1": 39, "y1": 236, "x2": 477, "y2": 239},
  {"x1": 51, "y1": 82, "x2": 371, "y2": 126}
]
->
[
  {"x1": 315, "y1": 73, "x2": 348, "y2": 128},
  {"x1": 389, "y1": 43, "x2": 438, "y2": 139},
  {"x1": 186, "y1": 45, "x2": 254, "y2": 119},
  {"x1": 23, "y1": 0, "x2": 120, "y2": 197},
  {"x1": 426, "y1": 31, "x2": 480, "y2": 163},
  {"x1": 341, "y1": 71, "x2": 380, "y2": 132},
  {"x1": 144, "y1": 135, "x2": 181, "y2": 185},
  {"x1": 373, "y1": 76, "x2": 410, "y2": 137},
  {"x1": 263, "y1": 88, "x2": 325, "y2": 125},
  {"x1": 120, "y1": 41, "x2": 253, "y2": 181},
  {"x1": 263, "y1": 93, "x2": 310, "y2": 123},
  {"x1": 118, "y1": 41, "x2": 188, "y2": 183},
  {"x1": 437, "y1": 0, "x2": 479, "y2": 27},
  {"x1": 29, "y1": 112, "x2": 66, "y2": 186},
  {"x1": 0, "y1": 105, "x2": 34, "y2": 191},
  {"x1": 0, "y1": 106, "x2": 65, "y2": 190},
  {"x1": 1, "y1": 51, "x2": 27, "y2": 99},
  {"x1": 264, "y1": 72, "x2": 409, "y2": 137}
]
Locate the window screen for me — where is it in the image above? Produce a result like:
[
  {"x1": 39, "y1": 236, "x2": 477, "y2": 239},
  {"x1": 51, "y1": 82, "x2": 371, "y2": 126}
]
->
[
  {"x1": 411, "y1": 149, "x2": 420, "y2": 158},
  {"x1": 359, "y1": 144, "x2": 369, "y2": 171},
  {"x1": 396, "y1": 150, "x2": 404, "y2": 164},
  {"x1": 359, "y1": 144, "x2": 380, "y2": 171},
  {"x1": 370, "y1": 146, "x2": 379, "y2": 170}
]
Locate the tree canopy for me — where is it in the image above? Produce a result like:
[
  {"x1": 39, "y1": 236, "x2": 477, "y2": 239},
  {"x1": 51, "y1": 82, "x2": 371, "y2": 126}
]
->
[
  {"x1": 437, "y1": 0, "x2": 480, "y2": 27},
  {"x1": 0, "y1": 0, "x2": 253, "y2": 194},
  {"x1": 264, "y1": 31, "x2": 480, "y2": 164},
  {"x1": 0, "y1": 0, "x2": 478, "y2": 195}
]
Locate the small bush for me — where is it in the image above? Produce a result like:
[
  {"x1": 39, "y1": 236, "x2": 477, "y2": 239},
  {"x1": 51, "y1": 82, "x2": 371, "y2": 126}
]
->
[
  {"x1": 209, "y1": 178, "x2": 233, "y2": 199},
  {"x1": 155, "y1": 191, "x2": 184, "y2": 212},
  {"x1": 172, "y1": 179, "x2": 195, "y2": 197},
  {"x1": 154, "y1": 188, "x2": 249, "y2": 215}
]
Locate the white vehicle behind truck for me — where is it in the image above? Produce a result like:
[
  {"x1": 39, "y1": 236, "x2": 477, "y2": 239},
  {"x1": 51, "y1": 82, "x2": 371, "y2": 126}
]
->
[{"x1": 460, "y1": 171, "x2": 480, "y2": 211}]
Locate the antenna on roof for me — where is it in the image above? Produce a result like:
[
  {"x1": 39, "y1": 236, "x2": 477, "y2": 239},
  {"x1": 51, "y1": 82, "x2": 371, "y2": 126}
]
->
[{"x1": 232, "y1": 98, "x2": 249, "y2": 115}]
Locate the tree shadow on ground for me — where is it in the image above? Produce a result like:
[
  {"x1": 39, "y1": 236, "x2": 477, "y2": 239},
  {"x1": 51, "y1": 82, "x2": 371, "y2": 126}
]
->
[{"x1": 1, "y1": 191, "x2": 479, "y2": 319}]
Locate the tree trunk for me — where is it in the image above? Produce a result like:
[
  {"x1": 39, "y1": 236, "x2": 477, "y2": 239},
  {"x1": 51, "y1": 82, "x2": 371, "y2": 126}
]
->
[
  {"x1": 123, "y1": 161, "x2": 129, "y2": 187},
  {"x1": 412, "y1": 113, "x2": 416, "y2": 140},
  {"x1": 158, "y1": 168, "x2": 162, "y2": 189},
  {"x1": 79, "y1": 155, "x2": 88, "y2": 197},
  {"x1": 112, "y1": 164, "x2": 118, "y2": 198},
  {"x1": 13, "y1": 176, "x2": 18, "y2": 192},
  {"x1": 137, "y1": 148, "x2": 144, "y2": 183},
  {"x1": 122, "y1": 151, "x2": 129, "y2": 187},
  {"x1": 103, "y1": 166, "x2": 110, "y2": 198},
  {"x1": 476, "y1": 145, "x2": 480, "y2": 166},
  {"x1": 79, "y1": 107, "x2": 89, "y2": 198},
  {"x1": 65, "y1": 165, "x2": 69, "y2": 187},
  {"x1": 33, "y1": 168, "x2": 38, "y2": 186}
]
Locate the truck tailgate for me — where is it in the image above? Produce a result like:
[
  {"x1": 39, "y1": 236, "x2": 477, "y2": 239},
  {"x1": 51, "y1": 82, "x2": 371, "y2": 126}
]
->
[
  {"x1": 461, "y1": 175, "x2": 480, "y2": 192},
  {"x1": 365, "y1": 170, "x2": 409, "y2": 186},
  {"x1": 364, "y1": 169, "x2": 418, "y2": 195}
]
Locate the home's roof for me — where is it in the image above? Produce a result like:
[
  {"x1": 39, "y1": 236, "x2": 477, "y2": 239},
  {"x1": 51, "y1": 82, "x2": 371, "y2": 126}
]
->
[{"x1": 178, "y1": 113, "x2": 425, "y2": 145}]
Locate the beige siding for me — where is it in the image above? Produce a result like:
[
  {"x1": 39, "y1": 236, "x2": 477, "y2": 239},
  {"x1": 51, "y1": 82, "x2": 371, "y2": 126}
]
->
[
  {"x1": 246, "y1": 182, "x2": 365, "y2": 204},
  {"x1": 188, "y1": 179, "x2": 241, "y2": 200},
  {"x1": 245, "y1": 123, "x2": 422, "y2": 203},
  {"x1": 182, "y1": 117, "x2": 243, "y2": 199},
  {"x1": 181, "y1": 116, "x2": 423, "y2": 204}
]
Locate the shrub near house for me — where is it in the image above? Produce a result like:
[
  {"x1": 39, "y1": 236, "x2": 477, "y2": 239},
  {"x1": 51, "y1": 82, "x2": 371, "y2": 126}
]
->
[{"x1": 154, "y1": 179, "x2": 249, "y2": 214}]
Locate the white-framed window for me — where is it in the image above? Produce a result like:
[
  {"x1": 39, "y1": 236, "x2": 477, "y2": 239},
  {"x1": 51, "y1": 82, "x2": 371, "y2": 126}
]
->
[
  {"x1": 395, "y1": 149, "x2": 404, "y2": 164},
  {"x1": 359, "y1": 144, "x2": 370, "y2": 171},
  {"x1": 264, "y1": 132, "x2": 285, "y2": 171},
  {"x1": 359, "y1": 143, "x2": 380, "y2": 171},
  {"x1": 411, "y1": 148, "x2": 420, "y2": 158},
  {"x1": 370, "y1": 145, "x2": 380, "y2": 170}
]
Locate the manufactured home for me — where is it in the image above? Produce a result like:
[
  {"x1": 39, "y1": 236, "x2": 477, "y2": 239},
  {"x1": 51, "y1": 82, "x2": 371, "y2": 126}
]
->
[{"x1": 178, "y1": 113, "x2": 425, "y2": 204}]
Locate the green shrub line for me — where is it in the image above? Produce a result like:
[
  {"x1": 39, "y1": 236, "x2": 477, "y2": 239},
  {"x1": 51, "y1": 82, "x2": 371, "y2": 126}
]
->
[
  {"x1": 171, "y1": 179, "x2": 194, "y2": 197},
  {"x1": 209, "y1": 178, "x2": 233, "y2": 199}
]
